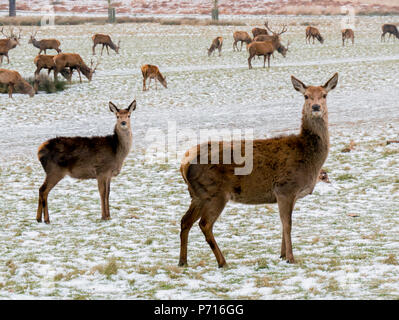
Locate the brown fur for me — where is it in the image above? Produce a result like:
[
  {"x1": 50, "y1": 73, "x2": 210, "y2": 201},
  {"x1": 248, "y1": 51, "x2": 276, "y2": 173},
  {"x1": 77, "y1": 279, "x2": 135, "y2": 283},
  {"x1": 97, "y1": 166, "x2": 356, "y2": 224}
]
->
[
  {"x1": 92, "y1": 33, "x2": 120, "y2": 55},
  {"x1": 0, "y1": 68, "x2": 34, "y2": 98},
  {"x1": 208, "y1": 36, "x2": 223, "y2": 57},
  {"x1": 33, "y1": 55, "x2": 72, "y2": 86},
  {"x1": 178, "y1": 73, "x2": 338, "y2": 267},
  {"x1": 36, "y1": 100, "x2": 136, "y2": 224},
  {"x1": 306, "y1": 26, "x2": 324, "y2": 44},
  {"x1": 233, "y1": 31, "x2": 252, "y2": 51},
  {"x1": 341, "y1": 29, "x2": 354, "y2": 46},
  {"x1": 381, "y1": 24, "x2": 399, "y2": 42},
  {"x1": 29, "y1": 32, "x2": 61, "y2": 54},
  {"x1": 141, "y1": 64, "x2": 167, "y2": 91},
  {"x1": 0, "y1": 27, "x2": 20, "y2": 64},
  {"x1": 252, "y1": 26, "x2": 268, "y2": 38},
  {"x1": 53, "y1": 53, "x2": 99, "y2": 83}
]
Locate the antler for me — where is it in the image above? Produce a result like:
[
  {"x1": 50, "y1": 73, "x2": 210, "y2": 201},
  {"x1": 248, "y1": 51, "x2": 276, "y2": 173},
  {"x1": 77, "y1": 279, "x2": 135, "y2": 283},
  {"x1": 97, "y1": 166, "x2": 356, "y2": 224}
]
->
[
  {"x1": 90, "y1": 59, "x2": 100, "y2": 72},
  {"x1": 277, "y1": 25, "x2": 288, "y2": 36},
  {"x1": 1, "y1": 27, "x2": 11, "y2": 38}
]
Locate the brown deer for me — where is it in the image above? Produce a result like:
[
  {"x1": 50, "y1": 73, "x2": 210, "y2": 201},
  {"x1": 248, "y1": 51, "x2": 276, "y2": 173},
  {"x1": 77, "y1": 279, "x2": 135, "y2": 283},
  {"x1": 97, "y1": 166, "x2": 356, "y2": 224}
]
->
[
  {"x1": 53, "y1": 53, "x2": 99, "y2": 83},
  {"x1": 252, "y1": 23, "x2": 269, "y2": 38},
  {"x1": 92, "y1": 34, "x2": 121, "y2": 55},
  {"x1": 381, "y1": 24, "x2": 399, "y2": 42},
  {"x1": 207, "y1": 36, "x2": 223, "y2": 57},
  {"x1": 0, "y1": 27, "x2": 21, "y2": 64},
  {"x1": 178, "y1": 73, "x2": 338, "y2": 267},
  {"x1": 34, "y1": 55, "x2": 72, "y2": 82},
  {"x1": 247, "y1": 23, "x2": 289, "y2": 69},
  {"x1": 141, "y1": 64, "x2": 167, "y2": 91},
  {"x1": 0, "y1": 68, "x2": 35, "y2": 98},
  {"x1": 318, "y1": 169, "x2": 330, "y2": 184},
  {"x1": 28, "y1": 31, "x2": 62, "y2": 54},
  {"x1": 233, "y1": 31, "x2": 252, "y2": 51},
  {"x1": 306, "y1": 26, "x2": 324, "y2": 44},
  {"x1": 341, "y1": 28, "x2": 354, "y2": 46},
  {"x1": 36, "y1": 100, "x2": 136, "y2": 224}
]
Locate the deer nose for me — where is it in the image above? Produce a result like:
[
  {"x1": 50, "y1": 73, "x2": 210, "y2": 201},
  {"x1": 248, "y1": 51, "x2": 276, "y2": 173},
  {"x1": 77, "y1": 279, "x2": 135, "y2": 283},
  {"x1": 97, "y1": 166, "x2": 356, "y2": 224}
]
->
[
  {"x1": 312, "y1": 104, "x2": 321, "y2": 112},
  {"x1": 121, "y1": 121, "x2": 127, "y2": 126}
]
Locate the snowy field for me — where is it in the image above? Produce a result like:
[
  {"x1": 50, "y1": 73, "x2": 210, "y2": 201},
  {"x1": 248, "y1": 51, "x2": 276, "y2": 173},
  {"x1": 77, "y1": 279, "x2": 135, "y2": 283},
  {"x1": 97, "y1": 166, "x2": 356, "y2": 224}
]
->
[{"x1": 0, "y1": 15, "x2": 398, "y2": 299}]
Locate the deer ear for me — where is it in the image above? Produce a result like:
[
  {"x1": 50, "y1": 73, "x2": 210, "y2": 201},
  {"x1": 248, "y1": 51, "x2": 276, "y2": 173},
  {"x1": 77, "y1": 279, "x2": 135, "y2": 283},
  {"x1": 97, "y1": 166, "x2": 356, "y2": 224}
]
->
[
  {"x1": 127, "y1": 100, "x2": 136, "y2": 112},
  {"x1": 109, "y1": 101, "x2": 119, "y2": 114},
  {"x1": 323, "y1": 73, "x2": 338, "y2": 92},
  {"x1": 291, "y1": 75, "x2": 307, "y2": 94}
]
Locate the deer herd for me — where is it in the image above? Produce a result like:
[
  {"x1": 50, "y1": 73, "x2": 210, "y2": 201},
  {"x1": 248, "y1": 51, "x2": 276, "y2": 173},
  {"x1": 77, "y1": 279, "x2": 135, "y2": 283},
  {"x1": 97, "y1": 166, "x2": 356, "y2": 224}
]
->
[{"x1": 0, "y1": 19, "x2": 397, "y2": 268}]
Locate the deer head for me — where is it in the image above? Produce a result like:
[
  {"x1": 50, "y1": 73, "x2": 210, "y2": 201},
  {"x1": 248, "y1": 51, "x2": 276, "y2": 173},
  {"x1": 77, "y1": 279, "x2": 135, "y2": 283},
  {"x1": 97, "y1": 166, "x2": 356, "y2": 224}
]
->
[
  {"x1": 109, "y1": 100, "x2": 136, "y2": 132},
  {"x1": 1, "y1": 27, "x2": 21, "y2": 45},
  {"x1": 28, "y1": 30, "x2": 38, "y2": 44},
  {"x1": 115, "y1": 40, "x2": 121, "y2": 54},
  {"x1": 88, "y1": 59, "x2": 100, "y2": 81}
]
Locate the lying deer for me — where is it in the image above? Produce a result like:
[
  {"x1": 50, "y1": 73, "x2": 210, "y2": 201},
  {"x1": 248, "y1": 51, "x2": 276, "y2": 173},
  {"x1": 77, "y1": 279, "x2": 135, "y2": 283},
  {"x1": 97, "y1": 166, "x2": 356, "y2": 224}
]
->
[
  {"x1": 36, "y1": 100, "x2": 136, "y2": 224},
  {"x1": 92, "y1": 34, "x2": 120, "y2": 55},
  {"x1": 306, "y1": 26, "x2": 324, "y2": 44},
  {"x1": 0, "y1": 68, "x2": 35, "y2": 98},
  {"x1": 53, "y1": 53, "x2": 99, "y2": 83},
  {"x1": 141, "y1": 64, "x2": 167, "y2": 91},
  {"x1": 233, "y1": 31, "x2": 252, "y2": 51},
  {"x1": 247, "y1": 23, "x2": 289, "y2": 69},
  {"x1": 28, "y1": 30, "x2": 62, "y2": 54},
  {"x1": 0, "y1": 27, "x2": 21, "y2": 64},
  {"x1": 178, "y1": 73, "x2": 338, "y2": 267},
  {"x1": 341, "y1": 28, "x2": 354, "y2": 46},
  {"x1": 207, "y1": 36, "x2": 223, "y2": 57},
  {"x1": 34, "y1": 54, "x2": 72, "y2": 82},
  {"x1": 381, "y1": 24, "x2": 399, "y2": 42}
]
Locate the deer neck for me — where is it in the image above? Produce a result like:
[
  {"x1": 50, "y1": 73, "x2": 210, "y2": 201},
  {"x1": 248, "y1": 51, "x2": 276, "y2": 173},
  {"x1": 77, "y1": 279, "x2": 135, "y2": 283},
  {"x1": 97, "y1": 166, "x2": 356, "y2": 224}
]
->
[
  {"x1": 32, "y1": 38, "x2": 40, "y2": 48},
  {"x1": 114, "y1": 125, "x2": 133, "y2": 159}
]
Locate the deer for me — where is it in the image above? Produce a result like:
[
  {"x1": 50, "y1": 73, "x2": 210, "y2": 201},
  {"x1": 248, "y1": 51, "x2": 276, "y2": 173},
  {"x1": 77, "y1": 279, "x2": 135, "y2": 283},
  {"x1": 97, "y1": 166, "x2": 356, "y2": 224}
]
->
[
  {"x1": 0, "y1": 68, "x2": 35, "y2": 98},
  {"x1": 0, "y1": 27, "x2": 21, "y2": 65},
  {"x1": 34, "y1": 55, "x2": 72, "y2": 82},
  {"x1": 28, "y1": 30, "x2": 62, "y2": 54},
  {"x1": 247, "y1": 23, "x2": 289, "y2": 69},
  {"x1": 306, "y1": 26, "x2": 324, "y2": 44},
  {"x1": 36, "y1": 100, "x2": 136, "y2": 224},
  {"x1": 53, "y1": 53, "x2": 99, "y2": 83},
  {"x1": 318, "y1": 169, "x2": 330, "y2": 184},
  {"x1": 233, "y1": 31, "x2": 252, "y2": 52},
  {"x1": 381, "y1": 24, "x2": 399, "y2": 42},
  {"x1": 141, "y1": 64, "x2": 167, "y2": 91},
  {"x1": 178, "y1": 73, "x2": 338, "y2": 268},
  {"x1": 341, "y1": 28, "x2": 354, "y2": 46},
  {"x1": 252, "y1": 23, "x2": 269, "y2": 38},
  {"x1": 207, "y1": 36, "x2": 223, "y2": 57},
  {"x1": 92, "y1": 34, "x2": 121, "y2": 55}
]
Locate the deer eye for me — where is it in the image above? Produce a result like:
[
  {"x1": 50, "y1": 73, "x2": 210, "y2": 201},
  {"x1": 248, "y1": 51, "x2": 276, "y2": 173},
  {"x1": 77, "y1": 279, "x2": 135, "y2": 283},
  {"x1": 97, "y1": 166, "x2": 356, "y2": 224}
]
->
[
  {"x1": 304, "y1": 95, "x2": 309, "y2": 99},
  {"x1": 323, "y1": 94, "x2": 327, "y2": 99}
]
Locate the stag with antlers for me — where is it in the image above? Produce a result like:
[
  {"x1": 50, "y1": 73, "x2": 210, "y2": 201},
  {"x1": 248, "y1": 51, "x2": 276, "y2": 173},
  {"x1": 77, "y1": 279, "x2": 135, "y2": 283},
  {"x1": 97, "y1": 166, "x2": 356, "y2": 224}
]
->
[
  {"x1": 28, "y1": 30, "x2": 62, "y2": 54},
  {"x1": 0, "y1": 27, "x2": 21, "y2": 65},
  {"x1": 53, "y1": 53, "x2": 99, "y2": 83}
]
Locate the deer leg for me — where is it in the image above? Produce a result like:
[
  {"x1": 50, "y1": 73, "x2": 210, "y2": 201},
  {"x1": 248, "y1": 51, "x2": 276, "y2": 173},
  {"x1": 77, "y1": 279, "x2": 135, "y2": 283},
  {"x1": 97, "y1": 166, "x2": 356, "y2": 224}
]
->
[
  {"x1": 267, "y1": 55, "x2": 271, "y2": 68},
  {"x1": 37, "y1": 173, "x2": 65, "y2": 224},
  {"x1": 106, "y1": 45, "x2": 109, "y2": 55},
  {"x1": 101, "y1": 44, "x2": 105, "y2": 56},
  {"x1": 92, "y1": 44, "x2": 96, "y2": 55},
  {"x1": 276, "y1": 194, "x2": 296, "y2": 263},
  {"x1": 104, "y1": 177, "x2": 111, "y2": 219},
  {"x1": 240, "y1": 41, "x2": 243, "y2": 51},
  {"x1": 178, "y1": 200, "x2": 202, "y2": 267},
  {"x1": 142, "y1": 77, "x2": 146, "y2": 91},
  {"x1": 77, "y1": 68, "x2": 82, "y2": 83},
  {"x1": 8, "y1": 84, "x2": 14, "y2": 98},
  {"x1": 233, "y1": 41, "x2": 236, "y2": 51},
  {"x1": 6, "y1": 54, "x2": 9, "y2": 64},
  {"x1": 263, "y1": 55, "x2": 266, "y2": 68},
  {"x1": 97, "y1": 176, "x2": 110, "y2": 220},
  {"x1": 198, "y1": 195, "x2": 228, "y2": 268}
]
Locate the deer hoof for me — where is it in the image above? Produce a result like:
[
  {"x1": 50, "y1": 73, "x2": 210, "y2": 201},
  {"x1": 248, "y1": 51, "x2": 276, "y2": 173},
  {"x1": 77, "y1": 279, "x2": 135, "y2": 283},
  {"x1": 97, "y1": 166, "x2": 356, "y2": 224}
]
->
[
  {"x1": 36, "y1": 218, "x2": 42, "y2": 223},
  {"x1": 178, "y1": 261, "x2": 187, "y2": 267}
]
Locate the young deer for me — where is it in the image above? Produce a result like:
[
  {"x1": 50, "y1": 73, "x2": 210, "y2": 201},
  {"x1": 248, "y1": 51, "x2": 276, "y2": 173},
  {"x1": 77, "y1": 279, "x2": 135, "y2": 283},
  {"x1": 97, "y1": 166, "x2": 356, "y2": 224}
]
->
[
  {"x1": 341, "y1": 29, "x2": 354, "y2": 46},
  {"x1": 233, "y1": 31, "x2": 252, "y2": 51},
  {"x1": 178, "y1": 73, "x2": 338, "y2": 267},
  {"x1": 36, "y1": 100, "x2": 136, "y2": 224},
  {"x1": 53, "y1": 53, "x2": 99, "y2": 83},
  {"x1": 141, "y1": 64, "x2": 167, "y2": 91},
  {"x1": 207, "y1": 37, "x2": 223, "y2": 57},
  {"x1": 0, "y1": 27, "x2": 21, "y2": 64},
  {"x1": 92, "y1": 34, "x2": 120, "y2": 55},
  {"x1": 28, "y1": 31, "x2": 62, "y2": 54},
  {"x1": 0, "y1": 68, "x2": 35, "y2": 98},
  {"x1": 306, "y1": 26, "x2": 324, "y2": 44}
]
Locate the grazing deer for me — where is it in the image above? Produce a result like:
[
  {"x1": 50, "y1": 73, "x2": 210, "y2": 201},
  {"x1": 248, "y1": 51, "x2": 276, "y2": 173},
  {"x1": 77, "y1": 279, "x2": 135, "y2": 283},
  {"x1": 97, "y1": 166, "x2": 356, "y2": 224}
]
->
[
  {"x1": 207, "y1": 36, "x2": 223, "y2": 57},
  {"x1": 341, "y1": 29, "x2": 354, "y2": 46},
  {"x1": 92, "y1": 34, "x2": 121, "y2": 55},
  {"x1": 381, "y1": 24, "x2": 399, "y2": 42},
  {"x1": 141, "y1": 64, "x2": 167, "y2": 91},
  {"x1": 34, "y1": 55, "x2": 72, "y2": 82},
  {"x1": 233, "y1": 31, "x2": 252, "y2": 51},
  {"x1": 247, "y1": 23, "x2": 289, "y2": 69},
  {"x1": 0, "y1": 68, "x2": 35, "y2": 98},
  {"x1": 36, "y1": 100, "x2": 136, "y2": 224},
  {"x1": 53, "y1": 53, "x2": 99, "y2": 83},
  {"x1": 306, "y1": 26, "x2": 324, "y2": 44},
  {"x1": 28, "y1": 31, "x2": 62, "y2": 54},
  {"x1": 178, "y1": 73, "x2": 338, "y2": 267},
  {"x1": 252, "y1": 23, "x2": 269, "y2": 38},
  {"x1": 0, "y1": 27, "x2": 21, "y2": 64},
  {"x1": 318, "y1": 169, "x2": 330, "y2": 184}
]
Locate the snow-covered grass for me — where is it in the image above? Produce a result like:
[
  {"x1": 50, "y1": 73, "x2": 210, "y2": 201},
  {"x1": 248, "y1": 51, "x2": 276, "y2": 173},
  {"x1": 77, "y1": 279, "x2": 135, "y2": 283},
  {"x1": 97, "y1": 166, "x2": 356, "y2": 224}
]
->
[{"x1": 0, "y1": 15, "x2": 398, "y2": 299}]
